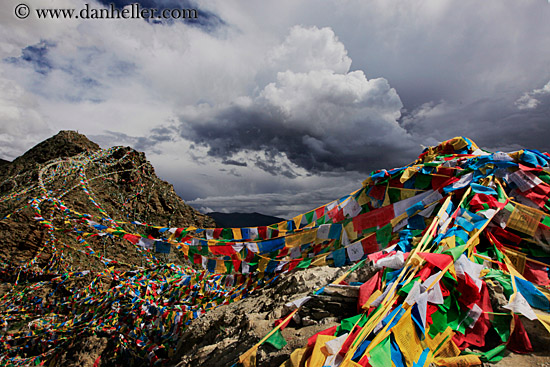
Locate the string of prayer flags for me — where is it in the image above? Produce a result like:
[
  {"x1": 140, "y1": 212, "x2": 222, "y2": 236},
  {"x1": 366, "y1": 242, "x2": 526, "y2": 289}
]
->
[{"x1": 4, "y1": 137, "x2": 550, "y2": 366}]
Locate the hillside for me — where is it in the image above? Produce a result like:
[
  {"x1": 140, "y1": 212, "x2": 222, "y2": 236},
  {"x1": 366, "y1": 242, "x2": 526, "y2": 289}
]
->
[
  {"x1": 0, "y1": 131, "x2": 214, "y2": 271},
  {"x1": 0, "y1": 134, "x2": 549, "y2": 367}
]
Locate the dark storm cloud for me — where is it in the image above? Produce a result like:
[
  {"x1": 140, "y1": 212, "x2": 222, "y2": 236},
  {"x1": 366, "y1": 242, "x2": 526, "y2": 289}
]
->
[
  {"x1": 177, "y1": 103, "x2": 413, "y2": 175},
  {"x1": 175, "y1": 44, "x2": 422, "y2": 176},
  {"x1": 331, "y1": 1, "x2": 550, "y2": 113},
  {"x1": 221, "y1": 159, "x2": 247, "y2": 167},
  {"x1": 91, "y1": 128, "x2": 176, "y2": 153},
  {"x1": 251, "y1": 153, "x2": 299, "y2": 179},
  {"x1": 218, "y1": 167, "x2": 242, "y2": 177},
  {"x1": 401, "y1": 81, "x2": 550, "y2": 153}
]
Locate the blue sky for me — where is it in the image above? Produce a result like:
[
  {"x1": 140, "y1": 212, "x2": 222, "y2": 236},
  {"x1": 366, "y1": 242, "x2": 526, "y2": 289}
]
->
[{"x1": 1, "y1": 0, "x2": 550, "y2": 217}]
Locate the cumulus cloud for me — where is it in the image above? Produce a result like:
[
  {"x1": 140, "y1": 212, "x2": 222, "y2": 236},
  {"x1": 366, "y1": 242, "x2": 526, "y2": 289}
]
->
[
  {"x1": 0, "y1": 76, "x2": 52, "y2": 160},
  {"x1": 515, "y1": 80, "x2": 550, "y2": 110},
  {"x1": 267, "y1": 25, "x2": 351, "y2": 74},
  {"x1": 2, "y1": 0, "x2": 550, "y2": 216},
  {"x1": 177, "y1": 25, "x2": 419, "y2": 175}
]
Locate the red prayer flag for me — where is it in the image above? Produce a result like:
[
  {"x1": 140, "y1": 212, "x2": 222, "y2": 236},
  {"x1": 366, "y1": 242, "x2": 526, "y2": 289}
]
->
[
  {"x1": 523, "y1": 261, "x2": 550, "y2": 286},
  {"x1": 358, "y1": 270, "x2": 382, "y2": 311},
  {"x1": 353, "y1": 204, "x2": 395, "y2": 232},
  {"x1": 418, "y1": 252, "x2": 454, "y2": 271},
  {"x1": 315, "y1": 207, "x2": 326, "y2": 220},
  {"x1": 453, "y1": 283, "x2": 492, "y2": 349},
  {"x1": 507, "y1": 315, "x2": 534, "y2": 354},
  {"x1": 209, "y1": 244, "x2": 236, "y2": 256},
  {"x1": 362, "y1": 235, "x2": 380, "y2": 254},
  {"x1": 369, "y1": 185, "x2": 386, "y2": 201},
  {"x1": 456, "y1": 273, "x2": 481, "y2": 308},
  {"x1": 123, "y1": 234, "x2": 140, "y2": 244}
]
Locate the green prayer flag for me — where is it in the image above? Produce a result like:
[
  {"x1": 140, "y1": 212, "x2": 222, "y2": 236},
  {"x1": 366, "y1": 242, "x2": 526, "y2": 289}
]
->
[
  {"x1": 539, "y1": 172, "x2": 550, "y2": 185},
  {"x1": 337, "y1": 313, "x2": 366, "y2": 335},
  {"x1": 388, "y1": 188, "x2": 401, "y2": 204},
  {"x1": 443, "y1": 244, "x2": 469, "y2": 261},
  {"x1": 428, "y1": 309, "x2": 446, "y2": 338},
  {"x1": 484, "y1": 269, "x2": 514, "y2": 297},
  {"x1": 479, "y1": 343, "x2": 506, "y2": 363},
  {"x1": 415, "y1": 174, "x2": 432, "y2": 189},
  {"x1": 224, "y1": 261, "x2": 233, "y2": 274},
  {"x1": 296, "y1": 258, "x2": 312, "y2": 269},
  {"x1": 376, "y1": 223, "x2": 393, "y2": 248},
  {"x1": 398, "y1": 279, "x2": 416, "y2": 297},
  {"x1": 305, "y1": 211, "x2": 314, "y2": 224},
  {"x1": 368, "y1": 335, "x2": 392, "y2": 367},
  {"x1": 263, "y1": 329, "x2": 287, "y2": 350},
  {"x1": 491, "y1": 314, "x2": 512, "y2": 342},
  {"x1": 221, "y1": 228, "x2": 233, "y2": 240},
  {"x1": 497, "y1": 183, "x2": 507, "y2": 203}
]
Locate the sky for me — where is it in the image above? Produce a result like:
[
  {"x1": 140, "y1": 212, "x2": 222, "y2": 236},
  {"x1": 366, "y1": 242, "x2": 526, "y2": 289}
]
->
[{"x1": 1, "y1": 0, "x2": 550, "y2": 218}]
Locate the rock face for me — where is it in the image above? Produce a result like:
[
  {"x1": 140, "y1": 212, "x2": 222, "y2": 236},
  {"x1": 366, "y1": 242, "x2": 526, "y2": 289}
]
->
[{"x1": 173, "y1": 265, "x2": 365, "y2": 367}]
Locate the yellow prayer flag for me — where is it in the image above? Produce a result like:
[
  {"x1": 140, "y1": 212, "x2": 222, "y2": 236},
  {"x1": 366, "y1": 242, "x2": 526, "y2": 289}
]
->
[
  {"x1": 434, "y1": 355, "x2": 482, "y2": 367},
  {"x1": 400, "y1": 166, "x2": 418, "y2": 184},
  {"x1": 504, "y1": 248, "x2": 527, "y2": 274},
  {"x1": 181, "y1": 244, "x2": 189, "y2": 257},
  {"x1": 391, "y1": 312, "x2": 424, "y2": 366},
  {"x1": 215, "y1": 260, "x2": 226, "y2": 274},
  {"x1": 441, "y1": 235, "x2": 456, "y2": 249},
  {"x1": 239, "y1": 348, "x2": 257, "y2": 367},
  {"x1": 307, "y1": 334, "x2": 335, "y2": 367},
  {"x1": 311, "y1": 255, "x2": 327, "y2": 267},
  {"x1": 357, "y1": 190, "x2": 370, "y2": 206},
  {"x1": 382, "y1": 184, "x2": 391, "y2": 207},
  {"x1": 302, "y1": 229, "x2": 318, "y2": 244},
  {"x1": 232, "y1": 228, "x2": 243, "y2": 240},
  {"x1": 293, "y1": 214, "x2": 303, "y2": 230},
  {"x1": 280, "y1": 347, "x2": 307, "y2": 367},
  {"x1": 433, "y1": 337, "x2": 460, "y2": 359},
  {"x1": 425, "y1": 327, "x2": 459, "y2": 359},
  {"x1": 345, "y1": 221, "x2": 358, "y2": 241},
  {"x1": 507, "y1": 204, "x2": 542, "y2": 237},
  {"x1": 361, "y1": 289, "x2": 383, "y2": 310},
  {"x1": 285, "y1": 229, "x2": 318, "y2": 248},
  {"x1": 285, "y1": 233, "x2": 303, "y2": 248},
  {"x1": 258, "y1": 257, "x2": 270, "y2": 272},
  {"x1": 449, "y1": 137, "x2": 475, "y2": 151}
]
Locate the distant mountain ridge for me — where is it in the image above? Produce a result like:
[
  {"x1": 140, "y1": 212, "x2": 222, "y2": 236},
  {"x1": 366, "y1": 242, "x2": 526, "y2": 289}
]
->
[{"x1": 206, "y1": 211, "x2": 285, "y2": 228}]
